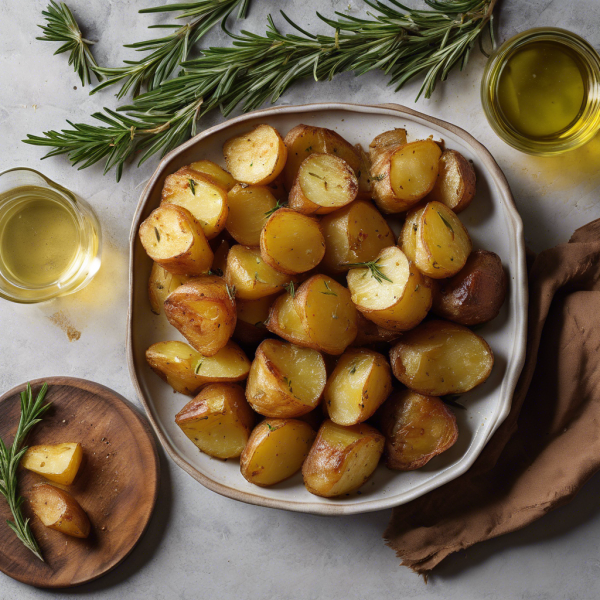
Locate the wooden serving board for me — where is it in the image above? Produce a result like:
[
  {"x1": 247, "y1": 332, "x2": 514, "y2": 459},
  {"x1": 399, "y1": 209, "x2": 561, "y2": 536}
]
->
[{"x1": 0, "y1": 377, "x2": 159, "y2": 588}]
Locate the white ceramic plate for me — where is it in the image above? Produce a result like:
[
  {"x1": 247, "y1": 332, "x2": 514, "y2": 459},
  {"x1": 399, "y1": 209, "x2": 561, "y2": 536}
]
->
[{"x1": 128, "y1": 103, "x2": 527, "y2": 515}]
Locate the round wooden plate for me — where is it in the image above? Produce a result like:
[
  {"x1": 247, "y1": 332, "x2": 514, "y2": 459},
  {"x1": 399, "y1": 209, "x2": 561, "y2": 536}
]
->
[{"x1": 0, "y1": 377, "x2": 159, "y2": 588}]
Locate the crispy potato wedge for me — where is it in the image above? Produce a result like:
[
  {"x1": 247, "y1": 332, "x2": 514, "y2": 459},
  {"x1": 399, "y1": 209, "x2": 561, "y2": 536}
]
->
[
  {"x1": 288, "y1": 153, "x2": 358, "y2": 215},
  {"x1": 302, "y1": 420, "x2": 384, "y2": 497},
  {"x1": 164, "y1": 276, "x2": 236, "y2": 356},
  {"x1": 246, "y1": 339, "x2": 326, "y2": 418},
  {"x1": 148, "y1": 263, "x2": 189, "y2": 315},
  {"x1": 264, "y1": 291, "x2": 313, "y2": 347},
  {"x1": 432, "y1": 249, "x2": 507, "y2": 325},
  {"x1": 29, "y1": 483, "x2": 90, "y2": 538},
  {"x1": 390, "y1": 320, "x2": 494, "y2": 395},
  {"x1": 347, "y1": 246, "x2": 432, "y2": 332},
  {"x1": 146, "y1": 340, "x2": 250, "y2": 395},
  {"x1": 189, "y1": 159, "x2": 236, "y2": 191},
  {"x1": 240, "y1": 419, "x2": 316, "y2": 486},
  {"x1": 351, "y1": 312, "x2": 401, "y2": 346},
  {"x1": 21, "y1": 443, "x2": 83, "y2": 486},
  {"x1": 260, "y1": 208, "x2": 325, "y2": 274},
  {"x1": 380, "y1": 390, "x2": 458, "y2": 470},
  {"x1": 324, "y1": 349, "x2": 392, "y2": 426},
  {"x1": 354, "y1": 143, "x2": 373, "y2": 200},
  {"x1": 161, "y1": 168, "x2": 229, "y2": 240},
  {"x1": 225, "y1": 184, "x2": 278, "y2": 246},
  {"x1": 175, "y1": 383, "x2": 255, "y2": 459},
  {"x1": 139, "y1": 205, "x2": 213, "y2": 276},
  {"x1": 427, "y1": 149, "x2": 476, "y2": 213},
  {"x1": 234, "y1": 295, "x2": 275, "y2": 346},
  {"x1": 223, "y1": 124, "x2": 287, "y2": 185}
]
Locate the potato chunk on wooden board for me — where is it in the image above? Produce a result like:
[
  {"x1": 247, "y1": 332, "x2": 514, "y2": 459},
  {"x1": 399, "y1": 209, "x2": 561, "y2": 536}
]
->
[
  {"x1": 390, "y1": 320, "x2": 494, "y2": 396},
  {"x1": 302, "y1": 420, "x2": 384, "y2": 497},
  {"x1": 246, "y1": 339, "x2": 326, "y2": 418},
  {"x1": 346, "y1": 246, "x2": 432, "y2": 332},
  {"x1": 426, "y1": 149, "x2": 476, "y2": 213},
  {"x1": 264, "y1": 291, "x2": 313, "y2": 347},
  {"x1": 260, "y1": 208, "x2": 325, "y2": 274},
  {"x1": 29, "y1": 484, "x2": 91, "y2": 538},
  {"x1": 223, "y1": 124, "x2": 287, "y2": 185},
  {"x1": 139, "y1": 205, "x2": 214, "y2": 276},
  {"x1": 161, "y1": 167, "x2": 229, "y2": 239},
  {"x1": 21, "y1": 443, "x2": 83, "y2": 486},
  {"x1": 379, "y1": 390, "x2": 458, "y2": 470},
  {"x1": 240, "y1": 419, "x2": 317, "y2": 486},
  {"x1": 324, "y1": 349, "x2": 392, "y2": 426},
  {"x1": 148, "y1": 263, "x2": 189, "y2": 315},
  {"x1": 175, "y1": 383, "x2": 255, "y2": 459},
  {"x1": 189, "y1": 160, "x2": 236, "y2": 191},
  {"x1": 164, "y1": 276, "x2": 236, "y2": 356},
  {"x1": 288, "y1": 153, "x2": 358, "y2": 215}
]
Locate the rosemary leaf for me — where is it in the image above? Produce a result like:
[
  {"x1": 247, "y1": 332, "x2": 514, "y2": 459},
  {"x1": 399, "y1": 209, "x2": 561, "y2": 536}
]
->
[{"x1": 344, "y1": 258, "x2": 392, "y2": 284}]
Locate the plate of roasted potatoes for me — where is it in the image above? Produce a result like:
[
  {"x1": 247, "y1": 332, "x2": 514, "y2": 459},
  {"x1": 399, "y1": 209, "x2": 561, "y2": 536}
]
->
[{"x1": 128, "y1": 103, "x2": 526, "y2": 515}]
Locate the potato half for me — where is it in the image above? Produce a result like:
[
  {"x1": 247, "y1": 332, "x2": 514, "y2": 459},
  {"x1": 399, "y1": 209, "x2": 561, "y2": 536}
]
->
[
  {"x1": 148, "y1": 263, "x2": 189, "y2": 315},
  {"x1": 426, "y1": 149, "x2": 476, "y2": 213},
  {"x1": 225, "y1": 184, "x2": 278, "y2": 246},
  {"x1": 246, "y1": 339, "x2": 326, "y2": 418},
  {"x1": 21, "y1": 443, "x2": 83, "y2": 486},
  {"x1": 223, "y1": 124, "x2": 287, "y2": 185},
  {"x1": 351, "y1": 312, "x2": 401, "y2": 347},
  {"x1": 302, "y1": 420, "x2": 384, "y2": 497},
  {"x1": 380, "y1": 390, "x2": 458, "y2": 470},
  {"x1": 354, "y1": 143, "x2": 373, "y2": 200},
  {"x1": 189, "y1": 159, "x2": 236, "y2": 191},
  {"x1": 29, "y1": 484, "x2": 90, "y2": 538},
  {"x1": 264, "y1": 291, "x2": 313, "y2": 347},
  {"x1": 347, "y1": 246, "x2": 432, "y2": 332},
  {"x1": 164, "y1": 276, "x2": 236, "y2": 356},
  {"x1": 234, "y1": 295, "x2": 274, "y2": 346},
  {"x1": 240, "y1": 419, "x2": 316, "y2": 486},
  {"x1": 139, "y1": 205, "x2": 213, "y2": 276},
  {"x1": 175, "y1": 383, "x2": 255, "y2": 459},
  {"x1": 324, "y1": 349, "x2": 392, "y2": 426},
  {"x1": 390, "y1": 320, "x2": 494, "y2": 396}
]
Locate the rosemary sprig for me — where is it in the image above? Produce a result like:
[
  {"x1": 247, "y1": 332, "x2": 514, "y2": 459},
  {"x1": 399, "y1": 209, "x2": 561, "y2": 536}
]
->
[
  {"x1": 37, "y1": 1, "x2": 102, "y2": 87},
  {"x1": 284, "y1": 281, "x2": 296, "y2": 298},
  {"x1": 344, "y1": 258, "x2": 393, "y2": 284},
  {"x1": 0, "y1": 383, "x2": 51, "y2": 562},
  {"x1": 264, "y1": 200, "x2": 287, "y2": 218}
]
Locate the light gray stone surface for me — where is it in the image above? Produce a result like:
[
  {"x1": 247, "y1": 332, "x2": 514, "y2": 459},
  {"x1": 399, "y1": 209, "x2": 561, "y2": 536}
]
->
[{"x1": 1, "y1": 1, "x2": 600, "y2": 598}]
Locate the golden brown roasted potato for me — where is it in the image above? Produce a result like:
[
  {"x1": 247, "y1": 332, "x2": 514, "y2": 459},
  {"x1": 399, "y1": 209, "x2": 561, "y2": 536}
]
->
[
  {"x1": 368, "y1": 128, "x2": 408, "y2": 162},
  {"x1": 260, "y1": 208, "x2": 325, "y2": 274},
  {"x1": 347, "y1": 246, "x2": 432, "y2": 332},
  {"x1": 240, "y1": 419, "x2": 316, "y2": 486},
  {"x1": 397, "y1": 202, "x2": 422, "y2": 263},
  {"x1": 302, "y1": 420, "x2": 384, "y2": 497},
  {"x1": 390, "y1": 320, "x2": 494, "y2": 396},
  {"x1": 234, "y1": 295, "x2": 274, "y2": 346},
  {"x1": 320, "y1": 200, "x2": 394, "y2": 273},
  {"x1": 426, "y1": 149, "x2": 476, "y2": 213},
  {"x1": 139, "y1": 205, "x2": 213, "y2": 276},
  {"x1": 264, "y1": 291, "x2": 313, "y2": 347},
  {"x1": 175, "y1": 383, "x2": 255, "y2": 459},
  {"x1": 146, "y1": 340, "x2": 251, "y2": 395},
  {"x1": 210, "y1": 238, "x2": 230, "y2": 276},
  {"x1": 266, "y1": 176, "x2": 287, "y2": 201},
  {"x1": 379, "y1": 390, "x2": 458, "y2": 470},
  {"x1": 225, "y1": 245, "x2": 295, "y2": 300},
  {"x1": 223, "y1": 124, "x2": 287, "y2": 185},
  {"x1": 354, "y1": 143, "x2": 373, "y2": 200},
  {"x1": 324, "y1": 349, "x2": 392, "y2": 426},
  {"x1": 189, "y1": 159, "x2": 236, "y2": 191},
  {"x1": 161, "y1": 167, "x2": 229, "y2": 239},
  {"x1": 246, "y1": 339, "x2": 326, "y2": 418},
  {"x1": 351, "y1": 313, "x2": 401, "y2": 346},
  {"x1": 21, "y1": 443, "x2": 83, "y2": 486},
  {"x1": 432, "y1": 249, "x2": 507, "y2": 325},
  {"x1": 164, "y1": 276, "x2": 236, "y2": 356},
  {"x1": 29, "y1": 484, "x2": 91, "y2": 538},
  {"x1": 148, "y1": 263, "x2": 189, "y2": 315},
  {"x1": 288, "y1": 153, "x2": 358, "y2": 215}
]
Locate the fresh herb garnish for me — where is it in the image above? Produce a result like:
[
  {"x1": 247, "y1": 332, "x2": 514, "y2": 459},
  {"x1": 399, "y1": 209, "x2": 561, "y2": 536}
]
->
[
  {"x1": 308, "y1": 172, "x2": 324, "y2": 180},
  {"x1": 321, "y1": 281, "x2": 337, "y2": 296},
  {"x1": 437, "y1": 211, "x2": 454, "y2": 235},
  {"x1": 225, "y1": 283, "x2": 236, "y2": 301},
  {"x1": 264, "y1": 200, "x2": 287, "y2": 218},
  {"x1": 282, "y1": 377, "x2": 293, "y2": 393},
  {"x1": 266, "y1": 422, "x2": 275, "y2": 431},
  {"x1": 208, "y1": 267, "x2": 223, "y2": 277},
  {"x1": 284, "y1": 281, "x2": 295, "y2": 298},
  {"x1": 343, "y1": 258, "x2": 392, "y2": 284},
  {"x1": 188, "y1": 178, "x2": 196, "y2": 195},
  {"x1": 349, "y1": 364, "x2": 357, "y2": 375},
  {"x1": 194, "y1": 360, "x2": 203, "y2": 374},
  {"x1": 372, "y1": 173, "x2": 386, "y2": 182},
  {"x1": 154, "y1": 226, "x2": 160, "y2": 242}
]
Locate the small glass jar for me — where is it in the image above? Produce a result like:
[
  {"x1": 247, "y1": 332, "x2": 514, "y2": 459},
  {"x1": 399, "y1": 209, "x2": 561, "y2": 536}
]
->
[
  {"x1": 0, "y1": 168, "x2": 101, "y2": 303},
  {"x1": 481, "y1": 28, "x2": 600, "y2": 155}
]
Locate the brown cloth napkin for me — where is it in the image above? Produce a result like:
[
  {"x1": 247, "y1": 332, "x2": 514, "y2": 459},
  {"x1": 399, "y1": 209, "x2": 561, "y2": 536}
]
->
[{"x1": 384, "y1": 219, "x2": 600, "y2": 573}]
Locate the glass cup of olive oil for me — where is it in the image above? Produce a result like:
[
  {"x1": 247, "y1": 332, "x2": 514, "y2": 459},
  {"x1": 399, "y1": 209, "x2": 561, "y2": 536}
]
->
[
  {"x1": 481, "y1": 28, "x2": 600, "y2": 155},
  {"x1": 0, "y1": 168, "x2": 101, "y2": 303}
]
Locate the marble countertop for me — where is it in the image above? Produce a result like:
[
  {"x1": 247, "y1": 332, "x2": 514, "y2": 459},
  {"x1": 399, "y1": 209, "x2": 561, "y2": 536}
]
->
[{"x1": 1, "y1": 1, "x2": 600, "y2": 598}]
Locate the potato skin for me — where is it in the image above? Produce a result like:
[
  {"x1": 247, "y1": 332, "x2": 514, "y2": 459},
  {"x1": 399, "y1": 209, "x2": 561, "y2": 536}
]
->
[
  {"x1": 427, "y1": 150, "x2": 476, "y2": 213},
  {"x1": 431, "y1": 249, "x2": 507, "y2": 325},
  {"x1": 148, "y1": 263, "x2": 188, "y2": 315}
]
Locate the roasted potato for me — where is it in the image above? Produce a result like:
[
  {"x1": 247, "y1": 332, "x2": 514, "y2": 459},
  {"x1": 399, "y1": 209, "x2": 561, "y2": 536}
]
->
[
  {"x1": 432, "y1": 249, "x2": 507, "y2": 325},
  {"x1": 302, "y1": 420, "x2": 384, "y2": 497},
  {"x1": 288, "y1": 153, "x2": 358, "y2": 215},
  {"x1": 260, "y1": 208, "x2": 325, "y2": 274},
  {"x1": 161, "y1": 167, "x2": 229, "y2": 239},
  {"x1": 379, "y1": 390, "x2": 458, "y2": 470},
  {"x1": 225, "y1": 184, "x2": 278, "y2": 246},
  {"x1": 246, "y1": 339, "x2": 326, "y2": 418},
  {"x1": 189, "y1": 159, "x2": 236, "y2": 191},
  {"x1": 148, "y1": 263, "x2": 189, "y2": 315},
  {"x1": 234, "y1": 295, "x2": 274, "y2": 346},
  {"x1": 266, "y1": 176, "x2": 288, "y2": 201},
  {"x1": 240, "y1": 419, "x2": 316, "y2": 486},
  {"x1": 320, "y1": 199, "x2": 394, "y2": 273},
  {"x1": 426, "y1": 149, "x2": 476, "y2": 213},
  {"x1": 324, "y1": 349, "x2": 392, "y2": 426},
  {"x1": 354, "y1": 143, "x2": 373, "y2": 200},
  {"x1": 223, "y1": 124, "x2": 287, "y2": 185},
  {"x1": 21, "y1": 443, "x2": 83, "y2": 486},
  {"x1": 347, "y1": 246, "x2": 432, "y2": 332},
  {"x1": 210, "y1": 238, "x2": 230, "y2": 276},
  {"x1": 146, "y1": 340, "x2": 251, "y2": 395},
  {"x1": 368, "y1": 128, "x2": 408, "y2": 162},
  {"x1": 164, "y1": 276, "x2": 236, "y2": 356},
  {"x1": 175, "y1": 383, "x2": 255, "y2": 459},
  {"x1": 351, "y1": 313, "x2": 401, "y2": 347},
  {"x1": 390, "y1": 320, "x2": 494, "y2": 396},
  {"x1": 264, "y1": 291, "x2": 313, "y2": 347},
  {"x1": 29, "y1": 484, "x2": 90, "y2": 538}
]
